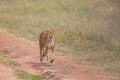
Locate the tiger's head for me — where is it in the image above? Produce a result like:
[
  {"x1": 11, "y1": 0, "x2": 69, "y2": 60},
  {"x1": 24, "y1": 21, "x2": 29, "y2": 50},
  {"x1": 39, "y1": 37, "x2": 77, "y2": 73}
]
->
[{"x1": 46, "y1": 30, "x2": 55, "y2": 40}]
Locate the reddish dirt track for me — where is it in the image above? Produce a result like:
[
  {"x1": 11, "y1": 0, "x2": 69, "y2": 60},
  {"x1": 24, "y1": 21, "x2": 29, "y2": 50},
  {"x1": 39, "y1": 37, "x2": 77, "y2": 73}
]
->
[{"x1": 0, "y1": 33, "x2": 111, "y2": 80}]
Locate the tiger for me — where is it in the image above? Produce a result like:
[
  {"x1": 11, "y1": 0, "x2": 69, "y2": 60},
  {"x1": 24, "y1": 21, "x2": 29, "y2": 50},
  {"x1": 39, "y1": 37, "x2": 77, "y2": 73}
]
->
[{"x1": 39, "y1": 30, "x2": 55, "y2": 65}]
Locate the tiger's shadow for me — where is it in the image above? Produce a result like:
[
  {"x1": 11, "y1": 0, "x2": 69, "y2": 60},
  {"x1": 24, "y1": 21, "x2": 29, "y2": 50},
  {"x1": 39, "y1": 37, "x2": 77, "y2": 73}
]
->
[{"x1": 27, "y1": 61, "x2": 50, "y2": 70}]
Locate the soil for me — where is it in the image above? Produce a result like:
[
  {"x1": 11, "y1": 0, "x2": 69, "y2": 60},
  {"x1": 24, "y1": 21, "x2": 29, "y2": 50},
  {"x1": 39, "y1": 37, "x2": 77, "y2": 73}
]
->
[{"x1": 0, "y1": 33, "x2": 112, "y2": 80}]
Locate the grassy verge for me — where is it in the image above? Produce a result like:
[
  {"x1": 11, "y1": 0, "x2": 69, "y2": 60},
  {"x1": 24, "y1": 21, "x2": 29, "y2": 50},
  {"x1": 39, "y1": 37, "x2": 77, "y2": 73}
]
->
[
  {"x1": 15, "y1": 69, "x2": 43, "y2": 80},
  {"x1": 0, "y1": 50, "x2": 20, "y2": 68},
  {"x1": 0, "y1": 0, "x2": 120, "y2": 79},
  {"x1": 0, "y1": 50, "x2": 43, "y2": 80}
]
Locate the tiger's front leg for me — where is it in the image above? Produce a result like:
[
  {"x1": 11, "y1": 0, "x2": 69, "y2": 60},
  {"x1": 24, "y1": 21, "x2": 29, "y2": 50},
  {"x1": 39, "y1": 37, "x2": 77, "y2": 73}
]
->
[
  {"x1": 46, "y1": 51, "x2": 52, "y2": 66},
  {"x1": 42, "y1": 48, "x2": 47, "y2": 63},
  {"x1": 50, "y1": 47, "x2": 55, "y2": 63},
  {"x1": 46, "y1": 53, "x2": 51, "y2": 66}
]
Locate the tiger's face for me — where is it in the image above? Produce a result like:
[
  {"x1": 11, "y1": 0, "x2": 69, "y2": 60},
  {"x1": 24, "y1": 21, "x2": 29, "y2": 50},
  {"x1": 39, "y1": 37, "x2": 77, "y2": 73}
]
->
[{"x1": 46, "y1": 30, "x2": 55, "y2": 40}]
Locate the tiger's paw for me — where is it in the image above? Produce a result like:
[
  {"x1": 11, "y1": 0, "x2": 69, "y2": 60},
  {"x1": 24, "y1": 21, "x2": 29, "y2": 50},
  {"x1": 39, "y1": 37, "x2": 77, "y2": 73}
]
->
[{"x1": 50, "y1": 59, "x2": 54, "y2": 63}]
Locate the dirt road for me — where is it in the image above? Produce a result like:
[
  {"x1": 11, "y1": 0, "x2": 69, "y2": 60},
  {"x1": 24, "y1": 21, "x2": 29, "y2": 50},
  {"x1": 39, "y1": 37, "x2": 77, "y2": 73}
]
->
[{"x1": 0, "y1": 33, "x2": 111, "y2": 80}]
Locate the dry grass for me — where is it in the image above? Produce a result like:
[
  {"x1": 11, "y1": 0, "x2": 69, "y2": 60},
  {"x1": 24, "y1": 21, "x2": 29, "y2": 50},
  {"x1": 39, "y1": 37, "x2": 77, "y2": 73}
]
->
[{"x1": 0, "y1": 0, "x2": 120, "y2": 79}]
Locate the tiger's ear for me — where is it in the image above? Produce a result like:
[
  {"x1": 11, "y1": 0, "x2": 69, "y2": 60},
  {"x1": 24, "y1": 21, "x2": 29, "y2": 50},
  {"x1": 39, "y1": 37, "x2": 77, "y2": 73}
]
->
[
  {"x1": 46, "y1": 30, "x2": 50, "y2": 33},
  {"x1": 46, "y1": 30, "x2": 49, "y2": 32},
  {"x1": 46, "y1": 30, "x2": 55, "y2": 34},
  {"x1": 52, "y1": 30, "x2": 55, "y2": 33}
]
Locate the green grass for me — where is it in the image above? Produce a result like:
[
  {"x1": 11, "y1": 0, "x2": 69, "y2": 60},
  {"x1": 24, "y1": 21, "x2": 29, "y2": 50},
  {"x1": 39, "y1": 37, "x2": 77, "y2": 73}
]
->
[
  {"x1": 0, "y1": 51, "x2": 20, "y2": 68},
  {"x1": 0, "y1": 0, "x2": 120, "y2": 79},
  {"x1": 15, "y1": 69, "x2": 43, "y2": 80},
  {"x1": 0, "y1": 50, "x2": 43, "y2": 80}
]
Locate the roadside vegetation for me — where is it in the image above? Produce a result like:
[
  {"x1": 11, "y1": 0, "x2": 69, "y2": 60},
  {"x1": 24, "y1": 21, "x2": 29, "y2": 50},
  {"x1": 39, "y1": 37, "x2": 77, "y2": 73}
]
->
[
  {"x1": 15, "y1": 69, "x2": 43, "y2": 80},
  {"x1": 0, "y1": 50, "x2": 20, "y2": 68},
  {"x1": 0, "y1": 51, "x2": 43, "y2": 80},
  {"x1": 0, "y1": 0, "x2": 120, "y2": 80}
]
